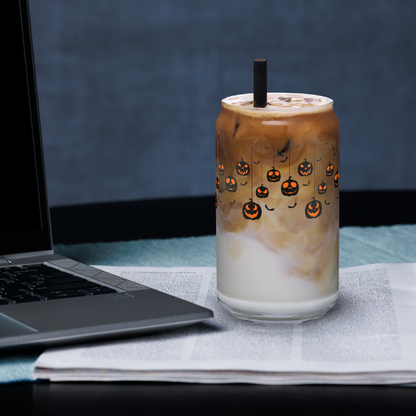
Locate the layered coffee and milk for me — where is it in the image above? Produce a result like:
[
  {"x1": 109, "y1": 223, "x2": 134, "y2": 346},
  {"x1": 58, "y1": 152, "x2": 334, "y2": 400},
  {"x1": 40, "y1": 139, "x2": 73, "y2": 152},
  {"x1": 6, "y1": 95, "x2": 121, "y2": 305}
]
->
[{"x1": 215, "y1": 93, "x2": 340, "y2": 322}]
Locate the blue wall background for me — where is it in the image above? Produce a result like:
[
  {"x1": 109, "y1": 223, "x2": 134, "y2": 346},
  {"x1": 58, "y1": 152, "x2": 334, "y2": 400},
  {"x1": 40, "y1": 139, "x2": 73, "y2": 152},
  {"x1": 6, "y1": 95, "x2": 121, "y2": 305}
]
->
[{"x1": 29, "y1": 0, "x2": 416, "y2": 207}]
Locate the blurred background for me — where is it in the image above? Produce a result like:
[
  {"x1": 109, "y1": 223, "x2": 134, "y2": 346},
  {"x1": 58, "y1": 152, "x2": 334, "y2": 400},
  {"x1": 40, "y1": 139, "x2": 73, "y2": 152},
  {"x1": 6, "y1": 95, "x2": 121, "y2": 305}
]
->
[{"x1": 29, "y1": 0, "x2": 416, "y2": 207}]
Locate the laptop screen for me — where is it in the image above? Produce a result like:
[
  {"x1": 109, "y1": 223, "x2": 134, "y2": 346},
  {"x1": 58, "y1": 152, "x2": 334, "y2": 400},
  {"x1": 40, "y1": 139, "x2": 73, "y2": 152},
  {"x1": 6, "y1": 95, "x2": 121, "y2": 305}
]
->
[{"x1": 0, "y1": 0, "x2": 52, "y2": 256}]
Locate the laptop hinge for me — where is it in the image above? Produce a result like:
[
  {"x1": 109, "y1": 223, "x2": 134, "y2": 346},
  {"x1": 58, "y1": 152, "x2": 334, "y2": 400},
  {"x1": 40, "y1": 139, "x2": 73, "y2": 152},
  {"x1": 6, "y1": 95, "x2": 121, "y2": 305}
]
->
[
  {"x1": 0, "y1": 255, "x2": 10, "y2": 265},
  {"x1": 2, "y1": 250, "x2": 54, "y2": 262}
]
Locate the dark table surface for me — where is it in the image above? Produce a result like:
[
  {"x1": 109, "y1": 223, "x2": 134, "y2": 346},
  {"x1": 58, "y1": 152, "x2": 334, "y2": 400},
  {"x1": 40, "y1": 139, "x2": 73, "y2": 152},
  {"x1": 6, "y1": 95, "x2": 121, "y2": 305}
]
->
[
  {"x1": 50, "y1": 190, "x2": 415, "y2": 245},
  {"x1": 1, "y1": 191, "x2": 416, "y2": 415}
]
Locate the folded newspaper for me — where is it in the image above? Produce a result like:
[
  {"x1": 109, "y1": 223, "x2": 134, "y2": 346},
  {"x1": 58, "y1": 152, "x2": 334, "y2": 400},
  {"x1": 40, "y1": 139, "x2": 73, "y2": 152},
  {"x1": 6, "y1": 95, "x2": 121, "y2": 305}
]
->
[{"x1": 34, "y1": 263, "x2": 416, "y2": 385}]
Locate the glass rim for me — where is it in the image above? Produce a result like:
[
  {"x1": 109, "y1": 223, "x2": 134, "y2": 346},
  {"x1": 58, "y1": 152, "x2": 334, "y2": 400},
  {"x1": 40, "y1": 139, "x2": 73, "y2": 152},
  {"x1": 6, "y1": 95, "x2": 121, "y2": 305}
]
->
[{"x1": 222, "y1": 92, "x2": 334, "y2": 117}]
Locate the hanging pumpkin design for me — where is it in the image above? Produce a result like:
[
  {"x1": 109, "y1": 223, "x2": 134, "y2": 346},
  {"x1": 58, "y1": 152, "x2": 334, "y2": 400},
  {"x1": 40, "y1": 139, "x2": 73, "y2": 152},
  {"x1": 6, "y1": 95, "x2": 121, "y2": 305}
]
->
[
  {"x1": 305, "y1": 197, "x2": 322, "y2": 219},
  {"x1": 298, "y1": 159, "x2": 313, "y2": 176},
  {"x1": 326, "y1": 163, "x2": 334, "y2": 176},
  {"x1": 256, "y1": 184, "x2": 269, "y2": 199},
  {"x1": 318, "y1": 180, "x2": 327, "y2": 195},
  {"x1": 334, "y1": 171, "x2": 339, "y2": 187},
  {"x1": 225, "y1": 174, "x2": 237, "y2": 193},
  {"x1": 236, "y1": 159, "x2": 250, "y2": 176},
  {"x1": 218, "y1": 162, "x2": 225, "y2": 176},
  {"x1": 281, "y1": 177, "x2": 299, "y2": 196},
  {"x1": 242, "y1": 198, "x2": 262, "y2": 220},
  {"x1": 267, "y1": 167, "x2": 281, "y2": 182}
]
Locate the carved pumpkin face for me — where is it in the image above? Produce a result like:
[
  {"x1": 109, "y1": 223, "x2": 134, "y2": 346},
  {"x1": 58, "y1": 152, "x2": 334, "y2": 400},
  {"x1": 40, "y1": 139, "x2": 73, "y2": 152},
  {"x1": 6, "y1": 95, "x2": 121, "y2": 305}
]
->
[
  {"x1": 236, "y1": 159, "x2": 250, "y2": 176},
  {"x1": 242, "y1": 199, "x2": 262, "y2": 220},
  {"x1": 318, "y1": 181, "x2": 327, "y2": 195},
  {"x1": 281, "y1": 177, "x2": 299, "y2": 196},
  {"x1": 298, "y1": 159, "x2": 313, "y2": 176},
  {"x1": 326, "y1": 163, "x2": 334, "y2": 176},
  {"x1": 256, "y1": 184, "x2": 269, "y2": 199},
  {"x1": 267, "y1": 168, "x2": 281, "y2": 182},
  {"x1": 218, "y1": 162, "x2": 225, "y2": 175},
  {"x1": 225, "y1": 174, "x2": 237, "y2": 192},
  {"x1": 305, "y1": 198, "x2": 322, "y2": 219},
  {"x1": 334, "y1": 171, "x2": 339, "y2": 187}
]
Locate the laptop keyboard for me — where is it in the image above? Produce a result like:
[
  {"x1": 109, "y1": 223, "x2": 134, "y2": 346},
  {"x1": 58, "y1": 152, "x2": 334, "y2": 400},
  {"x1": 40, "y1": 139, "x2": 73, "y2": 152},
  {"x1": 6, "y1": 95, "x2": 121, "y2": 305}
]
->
[{"x1": 0, "y1": 264, "x2": 117, "y2": 305}]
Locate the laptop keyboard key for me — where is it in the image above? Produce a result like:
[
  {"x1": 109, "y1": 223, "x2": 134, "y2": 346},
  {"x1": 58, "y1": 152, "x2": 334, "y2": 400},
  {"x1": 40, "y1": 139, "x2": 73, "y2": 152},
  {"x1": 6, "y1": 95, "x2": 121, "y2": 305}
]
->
[
  {"x1": 35, "y1": 289, "x2": 87, "y2": 300},
  {"x1": 80, "y1": 286, "x2": 117, "y2": 295},
  {"x1": 2, "y1": 293, "x2": 41, "y2": 303},
  {"x1": 0, "y1": 264, "x2": 118, "y2": 304},
  {"x1": 34, "y1": 281, "x2": 101, "y2": 292}
]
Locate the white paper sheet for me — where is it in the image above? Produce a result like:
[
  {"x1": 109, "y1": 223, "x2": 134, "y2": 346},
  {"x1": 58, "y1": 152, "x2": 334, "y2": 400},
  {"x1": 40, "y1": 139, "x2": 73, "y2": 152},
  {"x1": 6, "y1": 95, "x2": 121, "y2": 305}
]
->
[{"x1": 34, "y1": 263, "x2": 416, "y2": 384}]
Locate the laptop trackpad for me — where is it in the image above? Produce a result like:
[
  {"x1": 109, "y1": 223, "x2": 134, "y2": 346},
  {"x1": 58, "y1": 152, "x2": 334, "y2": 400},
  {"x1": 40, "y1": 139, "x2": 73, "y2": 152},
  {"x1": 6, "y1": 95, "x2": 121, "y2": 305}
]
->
[{"x1": 0, "y1": 313, "x2": 38, "y2": 337}]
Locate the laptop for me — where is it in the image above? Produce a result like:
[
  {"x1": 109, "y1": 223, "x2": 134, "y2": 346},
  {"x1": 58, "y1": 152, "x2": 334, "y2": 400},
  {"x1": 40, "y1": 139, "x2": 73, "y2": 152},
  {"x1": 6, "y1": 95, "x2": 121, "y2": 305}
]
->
[{"x1": 0, "y1": 0, "x2": 213, "y2": 352}]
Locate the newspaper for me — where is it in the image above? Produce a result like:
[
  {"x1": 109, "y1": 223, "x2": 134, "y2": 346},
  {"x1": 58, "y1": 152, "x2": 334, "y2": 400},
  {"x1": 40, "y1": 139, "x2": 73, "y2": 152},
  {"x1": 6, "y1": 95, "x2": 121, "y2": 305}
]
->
[{"x1": 34, "y1": 263, "x2": 416, "y2": 385}]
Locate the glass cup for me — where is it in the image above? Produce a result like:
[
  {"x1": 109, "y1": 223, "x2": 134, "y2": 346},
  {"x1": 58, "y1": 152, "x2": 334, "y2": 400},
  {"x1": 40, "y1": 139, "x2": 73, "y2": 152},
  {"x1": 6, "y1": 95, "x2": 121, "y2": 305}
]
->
[{"x1": 215, "y1": 93, "x2": 340, "y2": 324}]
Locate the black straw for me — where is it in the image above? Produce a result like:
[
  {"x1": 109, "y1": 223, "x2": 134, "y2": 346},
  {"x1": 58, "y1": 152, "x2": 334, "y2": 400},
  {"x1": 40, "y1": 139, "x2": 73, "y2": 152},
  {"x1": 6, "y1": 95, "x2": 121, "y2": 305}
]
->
[{"x1": 253, "y1": 59, "x2": 267, "y2": 107}]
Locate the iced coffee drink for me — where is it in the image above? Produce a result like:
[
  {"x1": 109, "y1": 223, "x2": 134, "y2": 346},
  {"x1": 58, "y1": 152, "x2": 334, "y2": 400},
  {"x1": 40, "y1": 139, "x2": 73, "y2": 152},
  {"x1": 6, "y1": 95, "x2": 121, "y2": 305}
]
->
[{"x1": 215, "y1": 93, "x2": 339, "y2": 323}]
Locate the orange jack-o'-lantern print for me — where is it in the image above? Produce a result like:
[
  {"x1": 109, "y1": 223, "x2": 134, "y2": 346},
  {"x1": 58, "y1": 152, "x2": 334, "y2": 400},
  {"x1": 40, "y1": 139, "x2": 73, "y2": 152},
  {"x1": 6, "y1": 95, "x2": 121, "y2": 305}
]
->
[
  {"x1": 334, "y1": 170, "x2": 339, "y2": 187},
  {"x1": 236, "y1": 158, "x2": 250, "y2": 176},
  {"x1": 281, "y1": 176, "x2": 299, "y2": 196},
  {"x1": 318, "y1": 180, "x2": 327, "y2": 195},
  {"x1": 242, "y1": 198, "x2": 262, "y2": 220},
  {"x1": 218, "y1": 161, "x2": 225, "y2": 176},
  {"x1": 216, "y1": 177, "x2": 219, "y2": 189},
  {"x1": 267, "y1": 168, "x2": 280, "y2": 182},
  {"x1": 267, "y1": 144, "x2": 281, "y2": 182},
  {"x1": 298, "y1": 159, "x2": 313, "y2": 176},
  {"x1": 305, "y1": 197, "x2": 322, "y2": 219},
  {"x1": 225, "y1": 174, "x2": 237, "y2": 192},
  {"x1": 326, "y1": 162, "x2": 334, "y2": 176},
  {"x1": 256, "y1": 184, "x2": 269, "y2": 198},
  {"x1": 298, "y1": 143, "x2": 313, "y2": 176},
  {"x1": 281, "y1": 141, "x2": 299, "y2": 196}
]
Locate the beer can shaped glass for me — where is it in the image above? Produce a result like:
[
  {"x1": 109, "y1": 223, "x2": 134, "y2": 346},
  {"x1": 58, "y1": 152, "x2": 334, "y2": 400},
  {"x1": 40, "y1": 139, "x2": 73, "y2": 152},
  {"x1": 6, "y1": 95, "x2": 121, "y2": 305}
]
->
[{"x1": 215, "y1": 93, "x2": 340, "y2": 323}]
